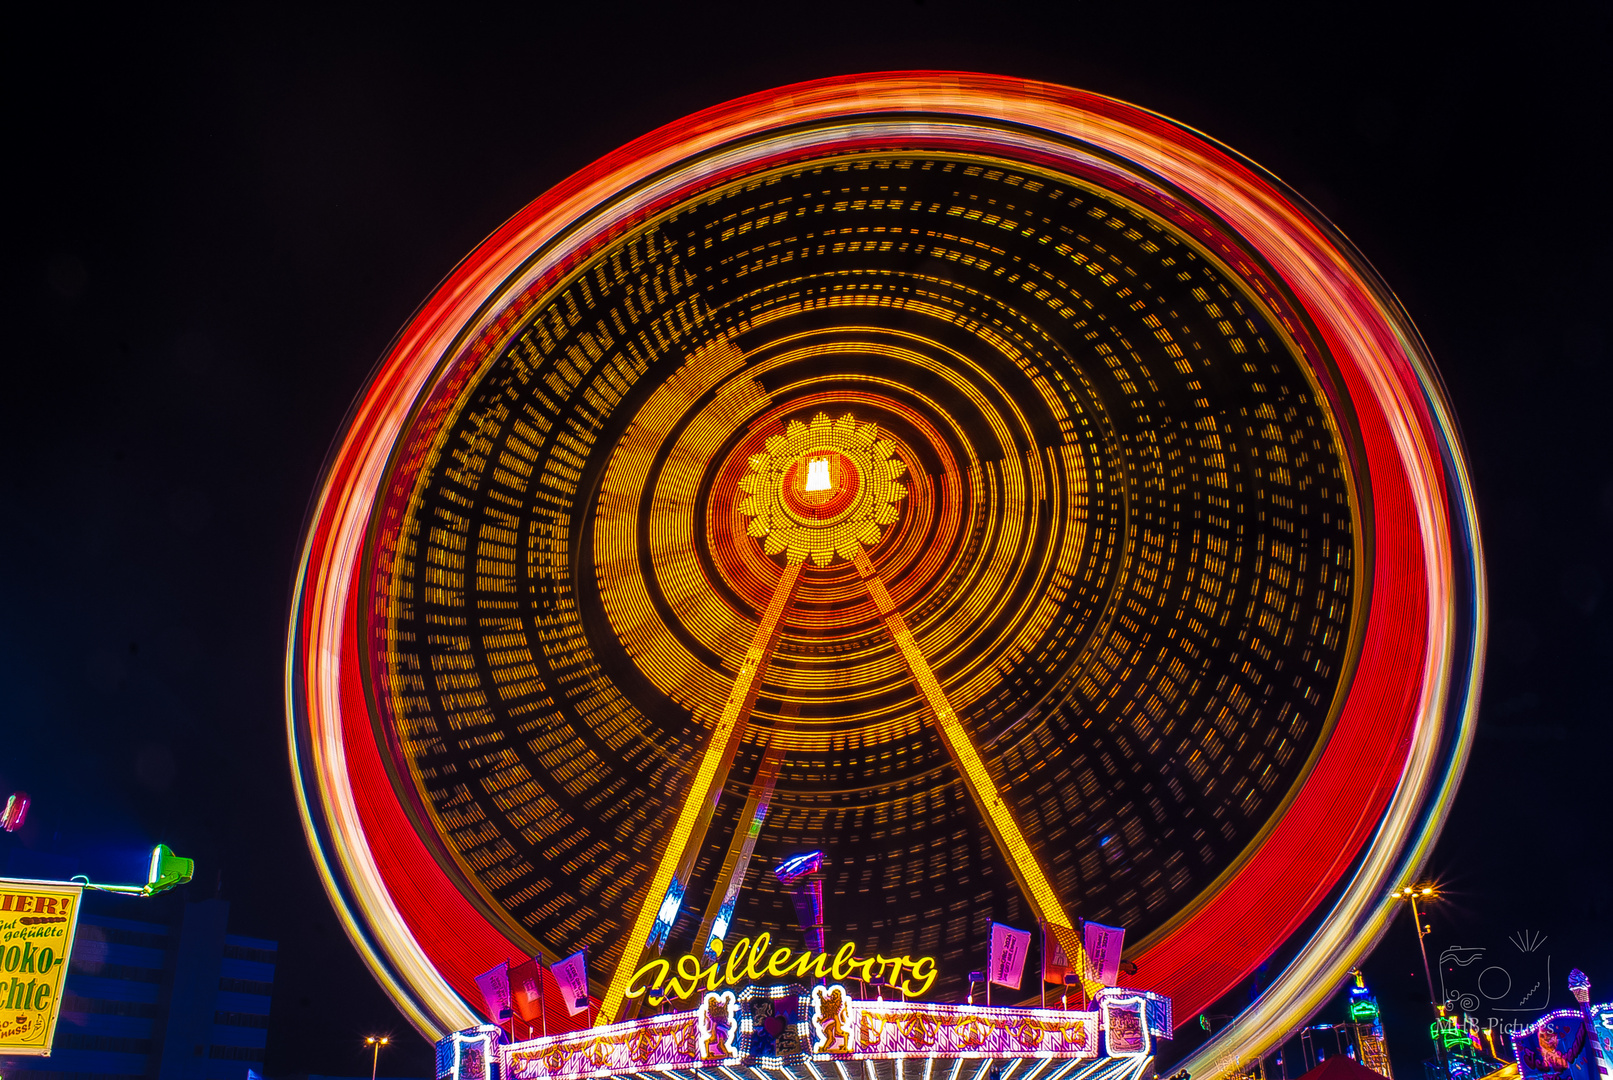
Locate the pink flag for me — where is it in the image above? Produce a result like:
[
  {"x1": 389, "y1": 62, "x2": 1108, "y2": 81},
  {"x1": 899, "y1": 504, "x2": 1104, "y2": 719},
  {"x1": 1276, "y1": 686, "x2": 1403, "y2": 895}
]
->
[
  {"x1": 551, "y1": 949, "x2": 590, "y2": 1016},
  {"x1": 473, "y1": 960, "x2": 511, "y2": 1023},
  {"x1": 988, "y1": 922, "x2": 1032, "y2": 989},
  {"x1": 1082, "y1": 921, "x2": 1126, "y2": 986}
]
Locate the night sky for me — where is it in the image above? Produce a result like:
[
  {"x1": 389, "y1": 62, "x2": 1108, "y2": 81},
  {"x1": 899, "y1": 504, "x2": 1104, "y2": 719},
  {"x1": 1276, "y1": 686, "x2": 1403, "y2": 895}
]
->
[{"x1": 5, "y1": 5, "x2": 1608, "y2": 1077}]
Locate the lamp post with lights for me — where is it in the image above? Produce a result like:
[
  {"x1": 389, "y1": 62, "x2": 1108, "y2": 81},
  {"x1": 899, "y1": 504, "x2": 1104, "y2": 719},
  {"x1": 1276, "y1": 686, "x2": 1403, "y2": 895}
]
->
[
  {"x1": 1391, "y1": 884, "x2": 1446, "y2": 1076},
  {"x1": 1390, "y1": 884, "x2": 1441, "y2": 1008},
  {"x1": 365, "y1": 1035, "x2": 390, "y2": 1080}
]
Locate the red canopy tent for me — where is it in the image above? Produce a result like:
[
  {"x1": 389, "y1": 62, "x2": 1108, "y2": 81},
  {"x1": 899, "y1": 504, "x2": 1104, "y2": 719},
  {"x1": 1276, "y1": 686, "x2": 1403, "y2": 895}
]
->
[{"x1": 1294, "y1": 1055, "x2": 1393, "y2": 1080}]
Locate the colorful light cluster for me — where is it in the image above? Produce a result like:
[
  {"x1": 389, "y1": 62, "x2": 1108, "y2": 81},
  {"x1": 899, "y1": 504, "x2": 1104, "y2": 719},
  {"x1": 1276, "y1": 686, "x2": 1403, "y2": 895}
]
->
[
  {"x1": 1513, "y1": 1002, "x2": 1613, "y2": 1080},
  {"x1": 1098, "y1": 995, "x2": 1152, "y2": 1059},
  {"x1": 436, "y1": 1025, "x2": 504, "y2": 1080},
  {"x1": 818, "y1": 991, "x2": 1101, "y2": 1059},
  {"x1": 286, "y1": 73, "x2": 1484, "y2": 1078}
]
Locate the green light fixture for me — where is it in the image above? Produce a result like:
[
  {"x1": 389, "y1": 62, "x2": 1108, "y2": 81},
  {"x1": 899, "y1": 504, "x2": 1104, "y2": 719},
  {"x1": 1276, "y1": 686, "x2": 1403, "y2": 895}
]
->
[
  {"x1": 1349, "y1": 997, "x2": 1380, "y2": 1022},
  {"x1": 1430, "y1": 1017, "x2": 1472, "y2": 1051},
  {"x1": 72, "y1": 844, "x2": 195, "y2": 896},
  {"x1": 146, "y1": 844, "x2": 194, "y2": 894}
]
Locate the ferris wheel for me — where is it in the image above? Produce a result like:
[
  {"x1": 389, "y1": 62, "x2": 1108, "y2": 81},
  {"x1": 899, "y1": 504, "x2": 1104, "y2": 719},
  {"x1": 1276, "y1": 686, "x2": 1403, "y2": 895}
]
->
[{"x1": 286, "y1": 72, "x2": 1483, "y2": 1080}]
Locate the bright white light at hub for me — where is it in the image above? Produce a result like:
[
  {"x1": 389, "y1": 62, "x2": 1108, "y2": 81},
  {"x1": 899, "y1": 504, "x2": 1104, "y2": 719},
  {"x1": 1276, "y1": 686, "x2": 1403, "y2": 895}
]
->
[{"x1": 805, "y1": 457, "x2": 832, "y2": 491}]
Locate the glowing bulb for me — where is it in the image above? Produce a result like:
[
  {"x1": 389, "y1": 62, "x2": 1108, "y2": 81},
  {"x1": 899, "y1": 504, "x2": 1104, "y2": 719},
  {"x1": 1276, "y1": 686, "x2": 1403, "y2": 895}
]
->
[{"x1": 804, "y1": 457, "x2": 832, "y2": 492}]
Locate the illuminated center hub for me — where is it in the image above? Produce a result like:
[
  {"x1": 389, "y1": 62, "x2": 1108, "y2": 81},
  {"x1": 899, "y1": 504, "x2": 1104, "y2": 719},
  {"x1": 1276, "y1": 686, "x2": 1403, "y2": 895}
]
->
[
  {"x1": 736, "y1": 412, "x2": 907, "y2": 567},
  {"x1": 780, "y1": 450, "x2": 860, "y2": 524}
]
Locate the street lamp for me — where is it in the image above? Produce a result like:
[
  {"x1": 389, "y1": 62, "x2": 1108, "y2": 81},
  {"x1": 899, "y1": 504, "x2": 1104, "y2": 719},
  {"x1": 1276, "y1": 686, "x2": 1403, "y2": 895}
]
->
[
  {"x1": 1390, "y1": 883, "x2": 1445, "y2": 1076},
  {"x1": 365, "y1": 1035, "x2": 390, "y2": 1080},
  {"x1": 1389, "y1": 884, "x2": 1441, "y2": 1008}
]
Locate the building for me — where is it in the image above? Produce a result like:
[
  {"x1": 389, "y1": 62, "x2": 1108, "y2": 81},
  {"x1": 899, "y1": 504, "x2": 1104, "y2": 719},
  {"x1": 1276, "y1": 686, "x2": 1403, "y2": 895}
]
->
[{"x1": 0, "y1": 889, "x2": 276, "y2": 1080}]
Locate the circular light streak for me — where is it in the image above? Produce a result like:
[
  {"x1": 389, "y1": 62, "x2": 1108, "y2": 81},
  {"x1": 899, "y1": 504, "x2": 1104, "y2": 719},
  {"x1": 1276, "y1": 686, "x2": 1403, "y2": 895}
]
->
[{"x1": 285, "y1": 72, "x2": 1483, "y2": 1077}]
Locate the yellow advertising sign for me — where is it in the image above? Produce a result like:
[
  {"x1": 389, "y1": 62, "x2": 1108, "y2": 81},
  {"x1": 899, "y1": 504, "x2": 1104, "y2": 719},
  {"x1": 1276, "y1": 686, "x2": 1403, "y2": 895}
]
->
[{"x1": 0, "y1": 878, "x2": 84, "y2": 1056}]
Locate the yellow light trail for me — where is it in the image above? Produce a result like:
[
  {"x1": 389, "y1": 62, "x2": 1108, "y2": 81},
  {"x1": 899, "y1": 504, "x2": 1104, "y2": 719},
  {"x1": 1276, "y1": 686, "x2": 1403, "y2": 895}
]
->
[
  {"x1": 598, "y1": 559, "x2": 804, "y2": 1024},
  {"x1": 850, "y1": 550, "x2": 1098, "y2": 996}
]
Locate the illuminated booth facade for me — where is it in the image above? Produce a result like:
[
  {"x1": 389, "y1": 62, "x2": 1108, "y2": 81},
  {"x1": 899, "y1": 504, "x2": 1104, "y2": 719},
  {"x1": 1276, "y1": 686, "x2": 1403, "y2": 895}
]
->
[{"x1": 285, "y1": 73, "x2": 1484, "y2": 1080}]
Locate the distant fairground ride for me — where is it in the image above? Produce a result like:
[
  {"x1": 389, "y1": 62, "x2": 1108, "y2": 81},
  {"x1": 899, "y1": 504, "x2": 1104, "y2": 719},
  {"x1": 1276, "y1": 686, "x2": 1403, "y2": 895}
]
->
[{"x1": 286, "y1": 73, "x2": 1483, "y2": 1080}]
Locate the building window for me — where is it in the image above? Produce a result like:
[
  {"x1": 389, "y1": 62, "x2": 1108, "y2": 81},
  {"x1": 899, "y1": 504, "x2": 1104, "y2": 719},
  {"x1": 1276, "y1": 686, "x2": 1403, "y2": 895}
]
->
[{"x1": 209, "y1": 1045, "x2": 266, "y2": 1061}]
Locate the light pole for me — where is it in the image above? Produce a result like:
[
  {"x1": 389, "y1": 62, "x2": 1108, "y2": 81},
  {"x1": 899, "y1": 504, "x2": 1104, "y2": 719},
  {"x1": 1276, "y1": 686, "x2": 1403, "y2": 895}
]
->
[
  {"x1": 1390, "y1": 884, "x2": 1444, "y2": 1076},
  {"x1": 1391, "y1": 884, "x2": 1441, "y2": 1007},
  {"x1": 365, "y1": 1035, "x2": 390, "y2": 1080}
]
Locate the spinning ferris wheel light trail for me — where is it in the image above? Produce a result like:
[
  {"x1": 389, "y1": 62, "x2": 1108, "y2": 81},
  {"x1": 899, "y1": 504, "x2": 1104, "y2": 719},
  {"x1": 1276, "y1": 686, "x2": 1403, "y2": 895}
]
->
[{"x1": 286, "y1": 73, "x2": 1485, "y2": 1080}]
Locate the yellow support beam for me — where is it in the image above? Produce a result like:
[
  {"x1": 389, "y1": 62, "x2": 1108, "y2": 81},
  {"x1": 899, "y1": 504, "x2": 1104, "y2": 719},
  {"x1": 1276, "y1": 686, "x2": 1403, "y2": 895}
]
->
[
  {"x1": 598, "y1": 560, "x2": 804, "y2": 1024},
  {"x1": 851, "y1": 551, "x2": 1099, "y2": 996}
]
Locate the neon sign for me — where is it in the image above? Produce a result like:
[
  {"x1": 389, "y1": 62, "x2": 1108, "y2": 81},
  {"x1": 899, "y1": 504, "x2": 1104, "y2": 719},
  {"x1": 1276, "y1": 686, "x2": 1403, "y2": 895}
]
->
[{"x1": 628, "y1": 933, "x2": 938, "y2": 1001}]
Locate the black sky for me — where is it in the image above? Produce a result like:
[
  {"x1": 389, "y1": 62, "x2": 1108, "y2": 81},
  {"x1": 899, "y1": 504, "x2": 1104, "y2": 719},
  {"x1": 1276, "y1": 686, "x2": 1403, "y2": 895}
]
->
[{"x1": 4, "y1": 3, "x2": 1609, "y2": 1077}]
